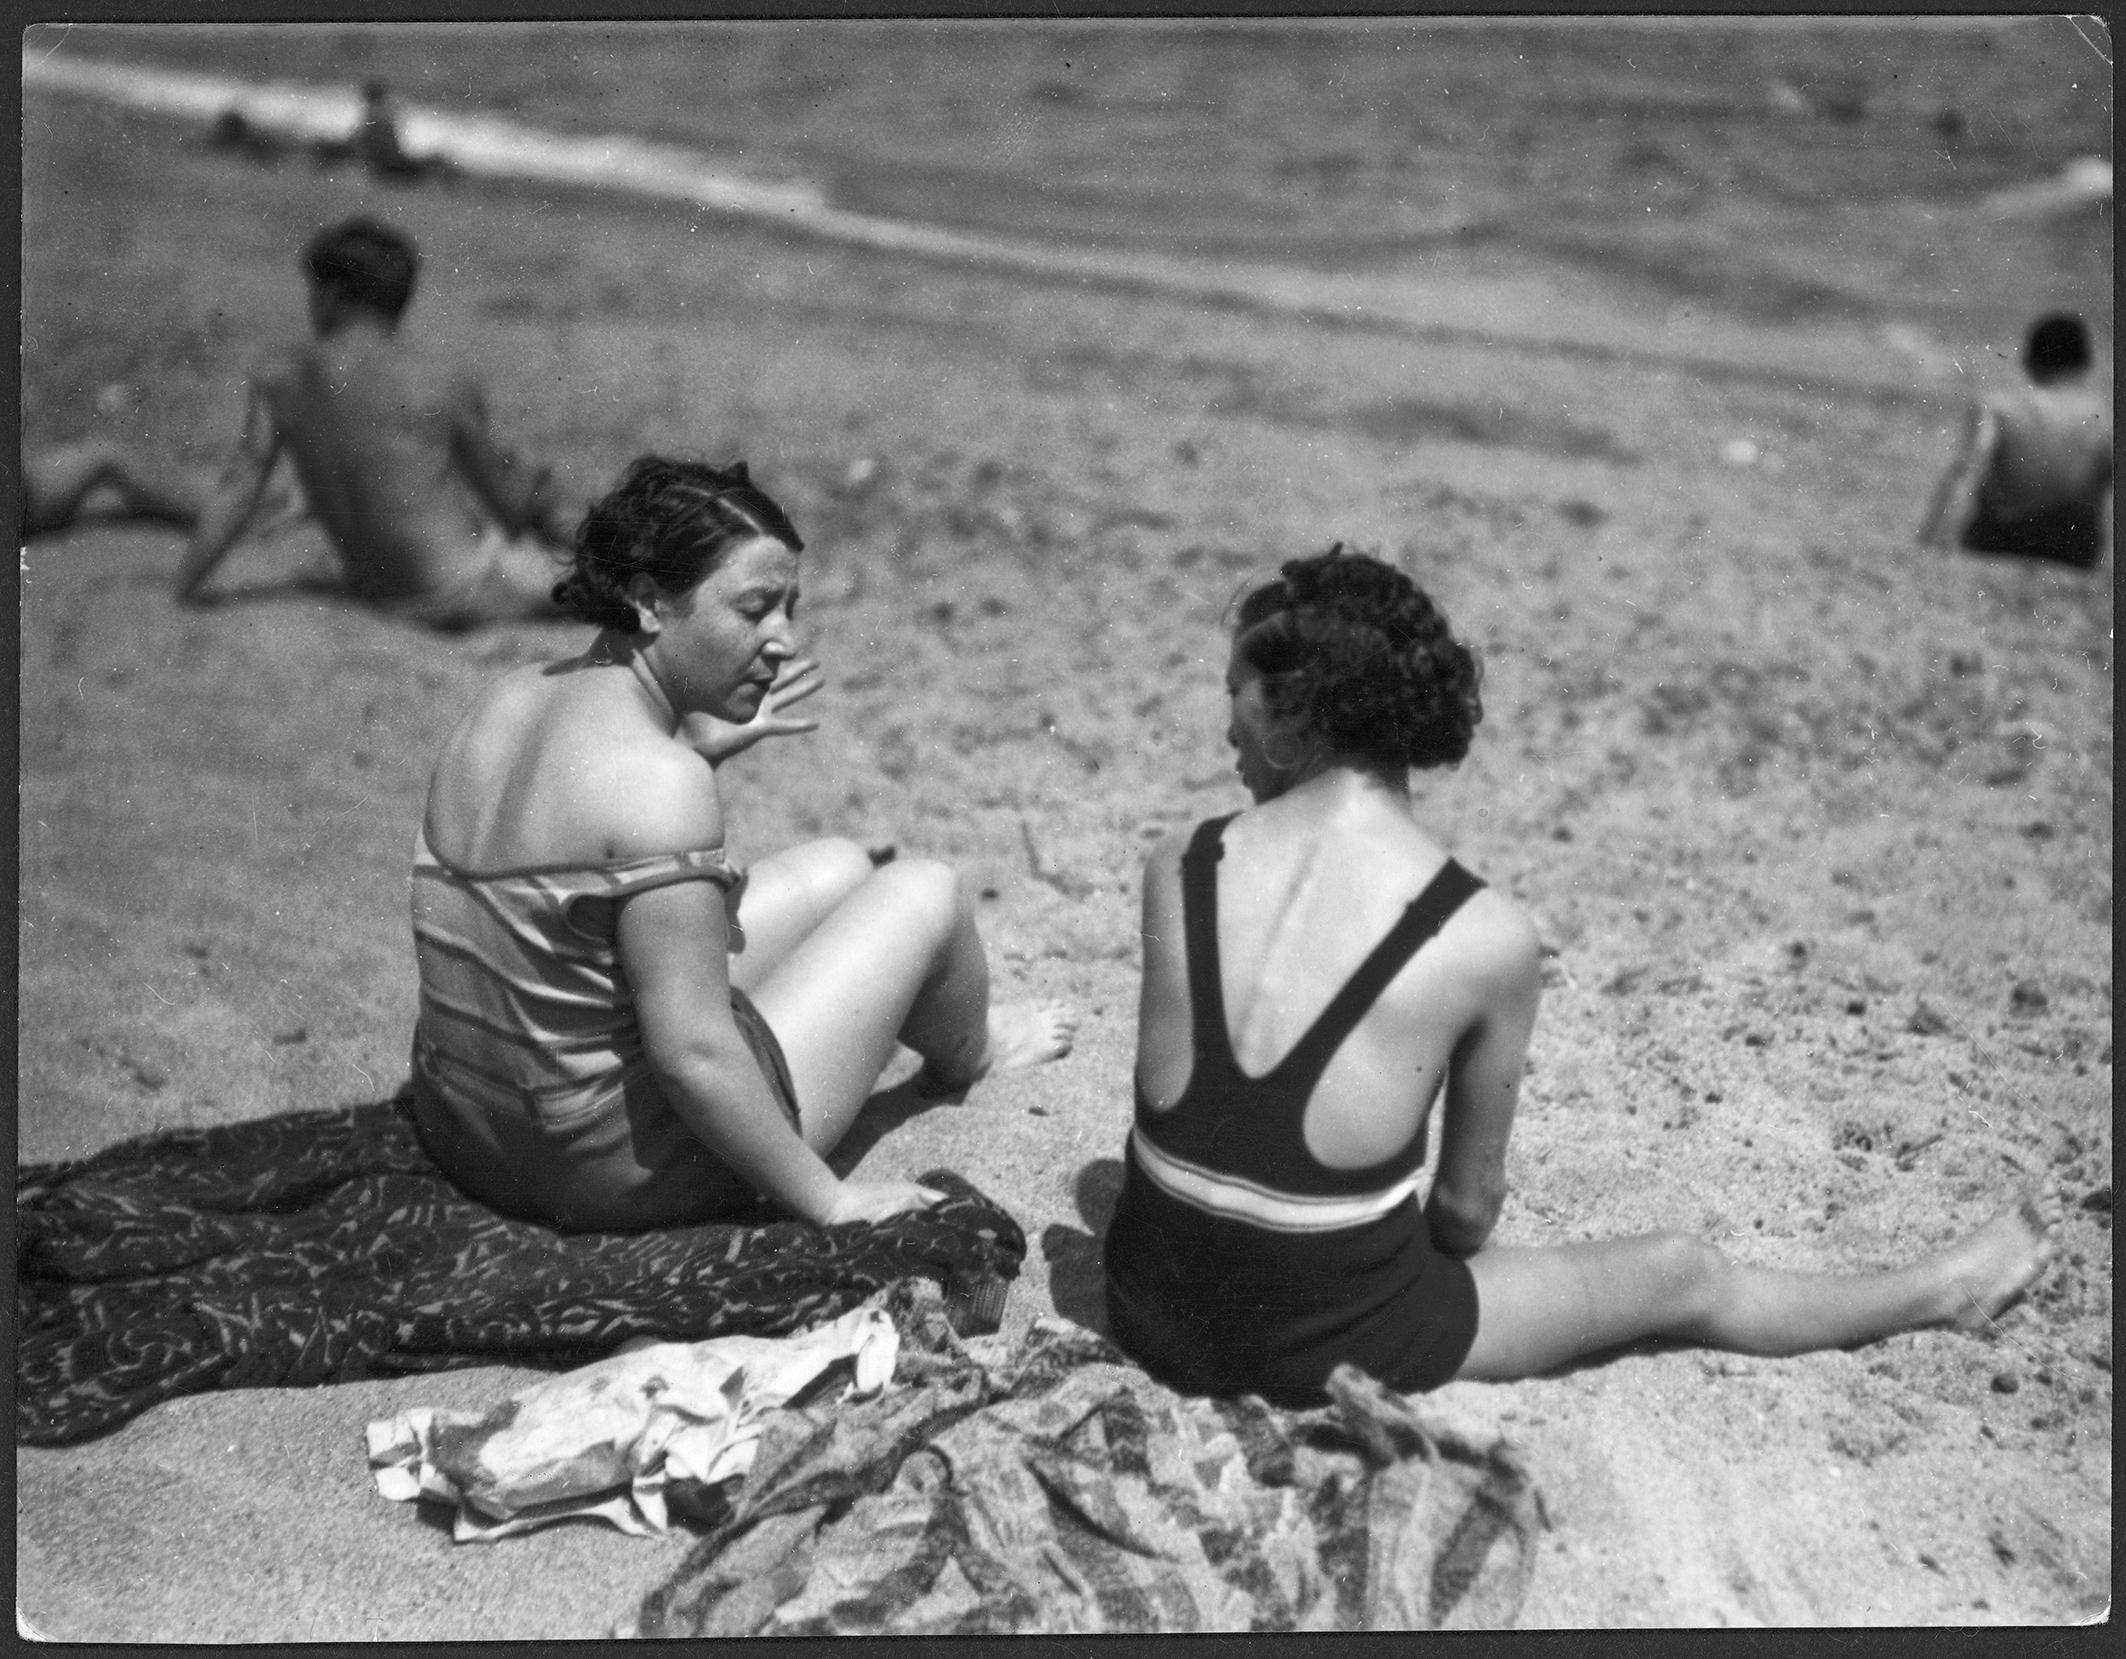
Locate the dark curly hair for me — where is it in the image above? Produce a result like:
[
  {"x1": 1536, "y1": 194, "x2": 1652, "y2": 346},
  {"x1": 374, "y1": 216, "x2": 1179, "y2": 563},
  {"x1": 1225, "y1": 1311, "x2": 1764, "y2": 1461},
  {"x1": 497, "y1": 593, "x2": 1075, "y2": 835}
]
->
[
  {"x1": 303, "y1": 217, "x2": 418, "y2": 321},
  {"x1": 1233, "y1": 544, "x2": 1482, "y2": 771},
  {"x1": 554, "y1": 455, "x2": 804, "y2": 632}
]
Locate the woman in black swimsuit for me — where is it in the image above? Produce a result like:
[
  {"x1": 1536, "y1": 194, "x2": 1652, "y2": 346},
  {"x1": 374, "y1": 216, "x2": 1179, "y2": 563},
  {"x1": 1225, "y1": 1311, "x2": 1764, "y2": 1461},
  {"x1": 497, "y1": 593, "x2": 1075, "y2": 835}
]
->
[{"x1": 1104, "y1": 546, "x2": 2058, "y2": 1405}]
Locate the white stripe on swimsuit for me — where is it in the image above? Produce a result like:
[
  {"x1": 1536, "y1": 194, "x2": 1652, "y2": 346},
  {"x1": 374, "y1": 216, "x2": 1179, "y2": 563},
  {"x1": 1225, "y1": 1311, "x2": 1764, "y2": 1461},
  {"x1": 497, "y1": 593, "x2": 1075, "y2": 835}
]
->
[{"x1": 1127, "y1": 1123, "x2": 1424, "y2": 1235}]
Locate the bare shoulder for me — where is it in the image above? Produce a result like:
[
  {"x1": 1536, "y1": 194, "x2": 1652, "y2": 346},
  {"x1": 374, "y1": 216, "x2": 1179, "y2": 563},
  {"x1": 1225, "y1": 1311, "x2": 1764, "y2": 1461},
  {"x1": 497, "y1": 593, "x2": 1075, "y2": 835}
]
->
[
  {"x1": 313, "y1": 326, "x2": 449, "y2": 405},
  {"x1": 1446, "y1": 882, "x2": 1543, "y2": 991},
  {"x1": 245, "y1": 342, "x2": 311, "y2": 402},
  {"x1": 595, "y1": 740, "x2": 726, "y2": 862},
  {"x1": 529, "y1": 665, "x2": 727, "y2": 862},
  {"x1": 1137, "y1": 827, "x2": 1191, "y2": 948},
  {"x1": 2034, "y1": 380, "x2": 2113, "y2": 429},
  {"x1": 455, "y1": 659, "x2": 565, "y2": 738},
  {"x1": 441, "y1": 667, "x2": 727, "y2": 866},
  {"x1": 1142, "y1": 826, "x2": 1192, "y2": 888}
]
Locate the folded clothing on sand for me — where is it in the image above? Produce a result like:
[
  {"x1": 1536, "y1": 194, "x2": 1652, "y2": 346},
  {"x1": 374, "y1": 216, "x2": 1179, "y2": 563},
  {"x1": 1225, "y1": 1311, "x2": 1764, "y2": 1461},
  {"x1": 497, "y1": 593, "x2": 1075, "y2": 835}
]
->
[
  {"x1": 15, "y1": 1097, "x2": 1023, "y2": 1447},
  {"x1": 630, "y1": 1312, "x2": 1547, "y2": 1636},
  {"x1": 368, "y1": 1303, "x2": 902, "y2": 1542}
]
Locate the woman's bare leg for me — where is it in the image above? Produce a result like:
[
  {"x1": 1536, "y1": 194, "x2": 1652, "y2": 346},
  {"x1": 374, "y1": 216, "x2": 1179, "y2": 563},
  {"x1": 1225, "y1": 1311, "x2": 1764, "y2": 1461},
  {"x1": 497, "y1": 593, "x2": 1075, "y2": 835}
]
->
[
  {"x1": 23, "y1": 441, "x2": 201, "y2": 536},
  {"x1": 1454, "y1": 1193, "x2": 2059, "y2": 1382},
  {"x1": 745, "y1": 857, "x2": 1076, "y2": 1155},
  {"x1": 725, "y1": 838, "x2": 873, "y2": 994}
]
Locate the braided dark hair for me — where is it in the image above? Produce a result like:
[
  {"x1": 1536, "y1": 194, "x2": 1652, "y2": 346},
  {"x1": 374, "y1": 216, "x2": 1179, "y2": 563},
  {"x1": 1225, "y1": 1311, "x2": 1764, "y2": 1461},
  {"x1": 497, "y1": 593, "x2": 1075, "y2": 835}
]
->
[
  {"x1": 554, "y1": 455, "x2": 804, "y2": 632},
  {"x1": 1233, "y1": 544, "x2": 1482, "y2": 771}
]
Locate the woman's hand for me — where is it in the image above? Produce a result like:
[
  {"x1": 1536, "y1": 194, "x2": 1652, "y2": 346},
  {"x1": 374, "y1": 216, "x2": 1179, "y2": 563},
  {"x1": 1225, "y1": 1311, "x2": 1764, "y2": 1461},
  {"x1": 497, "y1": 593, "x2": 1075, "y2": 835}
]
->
[
  {"x1": 679, "y1": 659, "x2": 824, "y2": 764},
  {"x1": 820, "y1": 1179, "x2": 945, "y2": 1226}
]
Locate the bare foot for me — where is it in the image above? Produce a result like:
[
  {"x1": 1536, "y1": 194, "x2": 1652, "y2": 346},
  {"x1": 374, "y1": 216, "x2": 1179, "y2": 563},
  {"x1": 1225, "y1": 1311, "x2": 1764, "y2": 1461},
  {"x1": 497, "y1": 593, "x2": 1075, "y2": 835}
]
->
[
  {"x1": 1939, "y1": 1188, "x2": 2061, "y2": 1333},
  {"x1": 916, "y1": 1002, "x2": 1077, "y2": 1095}
]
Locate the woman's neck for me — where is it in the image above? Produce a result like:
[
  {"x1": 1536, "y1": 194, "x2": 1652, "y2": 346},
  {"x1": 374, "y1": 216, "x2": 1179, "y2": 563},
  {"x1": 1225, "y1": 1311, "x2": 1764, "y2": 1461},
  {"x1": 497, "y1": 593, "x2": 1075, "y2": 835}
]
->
[
  {"x1": 585, "y1": 630, "x2": 678, "y2": 733},
  {"x1": 1271, "y1": 752, "x2": 1410, "y2": 808}
]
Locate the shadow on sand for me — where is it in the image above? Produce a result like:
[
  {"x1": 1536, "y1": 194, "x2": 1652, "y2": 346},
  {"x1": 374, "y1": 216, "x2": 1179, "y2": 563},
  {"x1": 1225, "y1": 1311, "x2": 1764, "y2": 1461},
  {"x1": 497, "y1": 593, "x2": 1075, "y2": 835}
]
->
[{"x1": 1040, "y1": 1158, "x2": 1125, "y2": 1336}]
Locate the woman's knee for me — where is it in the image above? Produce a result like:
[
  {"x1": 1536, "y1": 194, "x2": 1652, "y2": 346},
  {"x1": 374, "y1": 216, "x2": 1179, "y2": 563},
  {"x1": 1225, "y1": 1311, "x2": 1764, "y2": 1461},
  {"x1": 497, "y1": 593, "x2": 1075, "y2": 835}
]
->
[
  {"x1": 790, "y1": 836, "x2": 874, "y2": 906},
  {"x1": 868, "y1": 856, "x2": 967, "y2": 943},
  {"x1": 1643, "y1": 1230, "x2": 1732, "y2": 1325}
]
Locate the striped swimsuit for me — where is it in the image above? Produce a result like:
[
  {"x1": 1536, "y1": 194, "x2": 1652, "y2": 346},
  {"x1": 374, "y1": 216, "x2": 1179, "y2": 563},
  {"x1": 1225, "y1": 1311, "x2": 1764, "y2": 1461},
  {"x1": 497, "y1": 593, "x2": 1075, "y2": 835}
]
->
[
  {"x1": 1105, "y1": 815, "x2": 1483, "y2": 1405},
  {"x1": 408, "y1": 826, "x2": 800, "y2": 1232}
]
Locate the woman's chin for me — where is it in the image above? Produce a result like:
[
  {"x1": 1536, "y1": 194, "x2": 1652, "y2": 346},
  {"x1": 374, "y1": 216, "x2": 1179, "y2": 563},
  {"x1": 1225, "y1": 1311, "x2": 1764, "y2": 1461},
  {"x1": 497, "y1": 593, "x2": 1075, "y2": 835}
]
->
[{"x1": 707, "y1": 687, "x2": 766, "y2": 723}]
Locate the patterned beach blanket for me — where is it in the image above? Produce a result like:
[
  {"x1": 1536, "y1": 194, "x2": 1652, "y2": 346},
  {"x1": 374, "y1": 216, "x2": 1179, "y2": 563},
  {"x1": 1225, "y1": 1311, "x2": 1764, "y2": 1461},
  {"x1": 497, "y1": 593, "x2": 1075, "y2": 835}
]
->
[
  {"x1": 15, "y1": 1097, "x2": 1024, "y2": 1447},
  {"x1": 633, "y1": 1314, "x2": 1545, "y2": 1635}
]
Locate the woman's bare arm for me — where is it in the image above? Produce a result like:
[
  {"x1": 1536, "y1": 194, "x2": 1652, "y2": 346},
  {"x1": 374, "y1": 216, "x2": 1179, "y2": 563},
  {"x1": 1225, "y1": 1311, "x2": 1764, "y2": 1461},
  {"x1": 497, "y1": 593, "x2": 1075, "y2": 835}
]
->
[
  {"x1": 614, "y1": 755, "x2": 935, "y2": 1226},
  {"x1": 621, "y1": 877, "x2": 858, "y2": 1224},
  {"x1": 1424, "y1": 897, "x2": 1543, "y2": 1257},
  {"x1": 1131, "y1": 833, "x2": 1192, "y2": 1102}
]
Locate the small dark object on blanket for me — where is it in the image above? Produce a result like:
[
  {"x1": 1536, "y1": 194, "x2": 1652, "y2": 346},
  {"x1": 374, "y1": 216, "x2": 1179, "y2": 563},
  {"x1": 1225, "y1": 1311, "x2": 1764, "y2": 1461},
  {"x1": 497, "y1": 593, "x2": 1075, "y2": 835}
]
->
[
  {"x1": 634, "y1": 1312, "x2": 1546, "y2": 1635},
  {"x1": 15, "y1": 1095, "x2": 1023, "y2": 1446}
]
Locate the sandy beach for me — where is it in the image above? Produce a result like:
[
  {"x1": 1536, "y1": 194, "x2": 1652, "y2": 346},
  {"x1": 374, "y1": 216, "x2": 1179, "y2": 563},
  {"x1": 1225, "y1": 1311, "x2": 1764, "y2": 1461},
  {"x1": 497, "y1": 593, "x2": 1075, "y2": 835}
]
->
[{"x1": 17, "y1": 19, "x2": 2111, "y2": 1633}]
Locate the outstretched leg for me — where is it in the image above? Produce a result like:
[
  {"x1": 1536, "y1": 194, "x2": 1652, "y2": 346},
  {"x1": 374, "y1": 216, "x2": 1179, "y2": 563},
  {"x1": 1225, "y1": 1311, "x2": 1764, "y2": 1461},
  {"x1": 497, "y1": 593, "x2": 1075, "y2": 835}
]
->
[
  {"x1": 23, "y1": 440, "x2": 201, "y2": 536},
  {"x1": 745, "y1": 857, "x2": 1076, "y2": 1156},
  {"x1": 1454, "y1": 1192, "x2": 2059, "y2": 1382}
]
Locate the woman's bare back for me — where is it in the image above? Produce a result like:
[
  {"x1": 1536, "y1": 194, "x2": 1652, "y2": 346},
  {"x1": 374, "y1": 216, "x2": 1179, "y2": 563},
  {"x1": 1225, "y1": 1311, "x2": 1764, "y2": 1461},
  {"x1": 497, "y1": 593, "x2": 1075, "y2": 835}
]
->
[
  {"x1": 424, "y1": 660, "x2": 710, "y2": 874},
  {"x1": 1138, "y1": 775, "x2": 1521, "y2": 1173}
]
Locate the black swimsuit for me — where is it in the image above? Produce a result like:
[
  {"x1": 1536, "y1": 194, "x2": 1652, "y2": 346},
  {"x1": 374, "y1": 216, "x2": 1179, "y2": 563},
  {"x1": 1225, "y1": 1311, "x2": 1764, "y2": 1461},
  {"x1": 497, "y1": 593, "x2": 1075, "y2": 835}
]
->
[{"x1": 1105, "y1": 815, "x2": 1483, "y2": 1406}]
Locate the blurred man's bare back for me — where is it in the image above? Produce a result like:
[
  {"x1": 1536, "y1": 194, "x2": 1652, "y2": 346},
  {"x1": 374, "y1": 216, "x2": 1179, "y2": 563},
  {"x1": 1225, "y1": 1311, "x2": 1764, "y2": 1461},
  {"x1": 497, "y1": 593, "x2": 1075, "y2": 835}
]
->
[
  {"x1": 1922, "y1": 313, "x2": 2112, "y2": 568},
  {"x1": 178, "y1": 217, "x2": 576, "y2": 629},
  {"x1": 261, "y1": 329, "x2": 506, "y2": 605},
  {"x1": 1979, "y1": 381, "x2": 2112, "y2": 520}
]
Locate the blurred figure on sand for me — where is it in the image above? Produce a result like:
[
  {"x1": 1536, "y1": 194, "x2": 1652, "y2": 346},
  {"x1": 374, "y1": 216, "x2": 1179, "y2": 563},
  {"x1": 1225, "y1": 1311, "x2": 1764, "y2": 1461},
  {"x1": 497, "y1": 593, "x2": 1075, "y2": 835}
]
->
[
  {"x1": 21, "y1": 437, "x2": 310, "y2": 545},
  {"x1": 1920, "y1": 312, "x2": 2112, "y2": 569},
  {"x1": 22, "y1": 440, "x2": 203, "y2": 538},
  {"x1": 1103, "y1": 545, "x2": 2060, "y2": 1407},
  {"x1": 411, "y1": 456, "x2": 1076, "y2": 1231},
  {"x1": 211, "y1": 79, "x2": 456, "y2": 183},
  {"x1": 179, "y1": 217, "x2": 582, "y2": 630},
  {"x1": 339, "y1": 79, "x2": 457, "y2": 182}
]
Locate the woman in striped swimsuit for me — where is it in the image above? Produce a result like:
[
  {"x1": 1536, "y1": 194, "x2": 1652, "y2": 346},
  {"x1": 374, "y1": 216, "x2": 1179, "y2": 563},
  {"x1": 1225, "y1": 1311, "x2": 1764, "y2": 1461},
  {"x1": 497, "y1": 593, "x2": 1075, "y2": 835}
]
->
[
  {"x1": 1104, "y1": 546, "x2": 2056, "y2": 1404},
  {"x1": 410, "y1": 455, "x2": 1075, "y2": 1233}
]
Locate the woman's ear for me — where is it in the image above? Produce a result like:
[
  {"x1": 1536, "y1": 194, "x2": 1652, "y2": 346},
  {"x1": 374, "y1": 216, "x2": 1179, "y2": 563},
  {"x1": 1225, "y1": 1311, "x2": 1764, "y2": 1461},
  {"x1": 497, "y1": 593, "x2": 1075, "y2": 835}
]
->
[
  {"x1": 1261, "y1": 698, "x2": 1324, "y2": 776},
  {"x1": 1262, "y1": 692, "x2": 1311, "y2": 752},
  {"x1": 623, "y1": 574, "x2": 662, "y2": 637}
]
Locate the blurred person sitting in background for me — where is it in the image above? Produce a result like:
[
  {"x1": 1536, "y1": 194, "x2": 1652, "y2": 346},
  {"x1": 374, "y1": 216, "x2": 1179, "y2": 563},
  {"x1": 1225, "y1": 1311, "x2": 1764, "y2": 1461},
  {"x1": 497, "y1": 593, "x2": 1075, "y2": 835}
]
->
[
  {"x1": 1920, "y1": 311, "x2": 2112, "y2": 568},
  {"x1": 216, "y1": 78, "x2": 459, "y2": 181},
  {"x1": 20, "y1": 436, "x2": 310, "y2": 544},
  {"x1": 22, "y1": 439, "x2": 205, "y2": 538},
  {"x1": 323, "y1": 79, "x2": 457, "y2": 182},
  {"x1": 178, "y1": 216, "x2": 579, "y2": 630}
]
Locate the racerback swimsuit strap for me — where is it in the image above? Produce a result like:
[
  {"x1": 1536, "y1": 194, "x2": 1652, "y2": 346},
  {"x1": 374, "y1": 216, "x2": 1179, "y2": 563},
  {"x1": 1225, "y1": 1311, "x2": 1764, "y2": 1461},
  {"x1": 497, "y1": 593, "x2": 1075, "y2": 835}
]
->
[
  {"x1": 1263, "y1": 859, "x2": 1484, "y2": 1092},
  {"x1": 1181, "y1": 815, "x2": 1241, "y2": 1070},
  {"x1": 1180, "y1": 815, "x2": 1483, "y2": 1090}
]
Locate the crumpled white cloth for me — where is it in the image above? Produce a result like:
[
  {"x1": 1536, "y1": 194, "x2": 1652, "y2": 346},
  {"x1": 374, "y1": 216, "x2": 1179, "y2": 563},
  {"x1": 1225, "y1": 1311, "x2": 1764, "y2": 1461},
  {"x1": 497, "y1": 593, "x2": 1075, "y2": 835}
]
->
[{"x1": 366, "y1": 1305, "x2": 898, "y2": 1542}]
